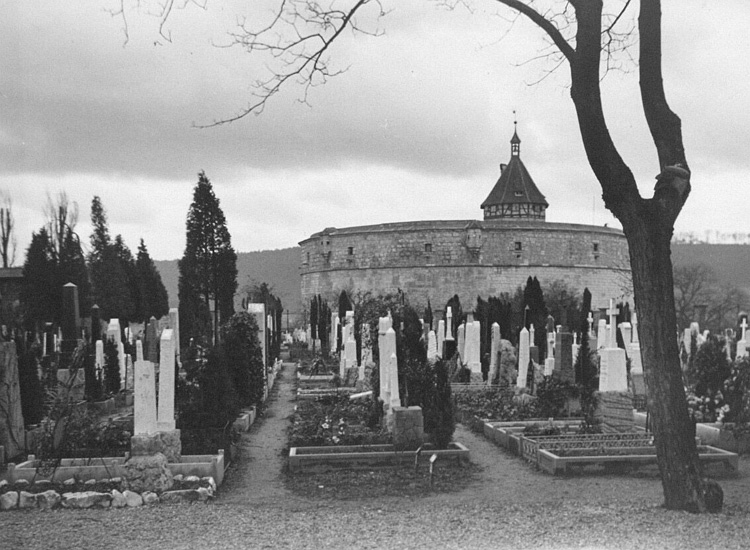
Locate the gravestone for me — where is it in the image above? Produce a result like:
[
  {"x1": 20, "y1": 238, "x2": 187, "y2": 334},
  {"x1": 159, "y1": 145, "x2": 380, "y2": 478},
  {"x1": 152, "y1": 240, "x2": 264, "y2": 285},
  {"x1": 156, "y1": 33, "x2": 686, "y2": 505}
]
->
[
  {"x1": 392, "y1": 406, "x2": 424, "y2": 451},
  {"x1": 464, "y1": 321, "x2": 481, "y2": 373},
  {"x1": 737, "y1": 318, "x2": 748, "y2": 359},
  {"x1": 599, "y1": 300, "x2": 628, "y2": 392},
  {"x1": 134, "y1": 360, "x2": 158, "y2": 435},
  {"x1": 91, "y1": 304, "x2": 102, "y2": 343},
  {"x1": 95, "y1": 340, "x2": 104, "y2": 381},
  {"x1": 168, "y1": 308, "x2": 181, "y2": 369},
  {"x1": 544, "y1": 327, "x2": 556, "y2": 377},
  {"x1": 594, "y1": 391, "x2": 635, "y2": 433},
  {"x1": 488, "y1": 322, "x2": 500, "y2": 385},
  {"x1": 457, "y1": 323, "x2": 466, "y2": 364},
  {"x1": 378, "y1": 316, "x2": 392, "y2": 406},
  {"x1": 330, "y1": 313, "x2": 339, "y2": 354},
  {"x1": 517, "y1": 327, "x2": 530, "y2": 389},
  {"x1": 248, "y1": 304, "x2": 267, "y2": 369},
  {"x1": 427, "y1": 330, "x2": 438, "y2": 362},
  {"x1": 436, "y1": 320, "x2": 445, "y2": 359},
  {"x1": 553, "y1": 330, "x2": 575, "y2": 383},
  {"x1": 136, "y1": 340, "x2": 144, "y2": 363},
  {"x1": 60, "y1": 283, "x2": 81, "y2": 356},
  {"x1": 146, "y1": 317, "x2": 159, "y2": 363},
  {"x1": 597, "y1": 319, "x2": 607, "y2": 350},
  {"x1": 56, "y1": 368, "x2": 85, "y2": 402},
  {"x1": 0, "y1": 342, "x2": 25, "y2": 459},
  {"x1": 157, "y1": 329, "x2": 176, "y2": 431},
  {"x1": 529, "y1": 324, "x2": 539, "y2": 364}
]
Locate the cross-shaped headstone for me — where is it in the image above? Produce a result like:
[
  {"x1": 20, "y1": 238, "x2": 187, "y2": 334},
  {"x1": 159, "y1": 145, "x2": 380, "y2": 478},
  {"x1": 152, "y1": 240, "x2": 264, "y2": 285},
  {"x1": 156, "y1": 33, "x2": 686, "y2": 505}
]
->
[{"x1": 607, "y1": 299, "x2": 620, "y2": 348}]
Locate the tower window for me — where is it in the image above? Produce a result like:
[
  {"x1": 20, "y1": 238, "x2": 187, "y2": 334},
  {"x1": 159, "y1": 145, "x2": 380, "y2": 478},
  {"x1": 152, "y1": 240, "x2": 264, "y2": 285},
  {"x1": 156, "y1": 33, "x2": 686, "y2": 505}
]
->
[
  {"x1": 514, "y1": 191, "x2": 523, "y2": 197},
  {"x1": 348, "y1": 246, "x2": 354, "y2": 256},
  {"x1": 514, "y1": 241, "x2": 522, "y2": 251},
  {"x1": 425, "y1": 243, "x2": 432, "y2": 253},
  {"x1": 593, "y1": 242, "x2": 600, "y2": 252}
]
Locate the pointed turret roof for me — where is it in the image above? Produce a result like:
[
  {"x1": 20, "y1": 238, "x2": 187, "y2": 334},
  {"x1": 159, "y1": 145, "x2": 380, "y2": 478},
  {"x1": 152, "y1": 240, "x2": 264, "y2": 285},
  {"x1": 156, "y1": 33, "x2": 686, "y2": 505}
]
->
[{"x1": 481, "y1": 128, "x2": 548, "y2": 212}]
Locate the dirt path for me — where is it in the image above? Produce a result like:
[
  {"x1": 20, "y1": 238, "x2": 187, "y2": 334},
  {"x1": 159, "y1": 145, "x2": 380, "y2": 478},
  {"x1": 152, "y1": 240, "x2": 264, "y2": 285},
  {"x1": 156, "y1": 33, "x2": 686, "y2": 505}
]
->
[
  {"x1": 221, "y1": 361, "x2": 748, "y2": 509},
  {"x1": 218, "y1": 361, "x2": 305, "y2": 506}
]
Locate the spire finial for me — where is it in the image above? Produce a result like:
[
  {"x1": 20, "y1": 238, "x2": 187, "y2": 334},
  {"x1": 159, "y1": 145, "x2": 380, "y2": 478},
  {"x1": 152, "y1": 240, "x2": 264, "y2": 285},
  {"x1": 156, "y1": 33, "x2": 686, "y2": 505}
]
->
[{"x1": 510, "y1": 111, "x2": 520, "y2": 155}]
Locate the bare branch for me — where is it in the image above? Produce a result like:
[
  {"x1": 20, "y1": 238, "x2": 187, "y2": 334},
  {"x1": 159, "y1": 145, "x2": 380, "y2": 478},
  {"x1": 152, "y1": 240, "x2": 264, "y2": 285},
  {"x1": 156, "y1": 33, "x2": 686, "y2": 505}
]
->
[{"x1": 493, "y1": 0, "x2": 576, "y2": 62}]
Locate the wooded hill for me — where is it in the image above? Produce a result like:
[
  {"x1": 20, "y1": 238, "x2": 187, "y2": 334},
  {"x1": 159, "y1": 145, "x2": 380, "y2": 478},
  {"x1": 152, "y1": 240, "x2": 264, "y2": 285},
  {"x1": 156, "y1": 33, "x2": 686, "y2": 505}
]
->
[{"x1": 154, "y1": 243, "x2": 750, "y2": 321}]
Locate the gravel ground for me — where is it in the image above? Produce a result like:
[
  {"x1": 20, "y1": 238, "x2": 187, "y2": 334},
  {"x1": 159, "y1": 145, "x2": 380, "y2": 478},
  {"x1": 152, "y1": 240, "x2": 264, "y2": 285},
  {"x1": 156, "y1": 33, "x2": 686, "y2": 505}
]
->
[{"x1": 3, "y1": 363, "x2": 750, "y2": 550}]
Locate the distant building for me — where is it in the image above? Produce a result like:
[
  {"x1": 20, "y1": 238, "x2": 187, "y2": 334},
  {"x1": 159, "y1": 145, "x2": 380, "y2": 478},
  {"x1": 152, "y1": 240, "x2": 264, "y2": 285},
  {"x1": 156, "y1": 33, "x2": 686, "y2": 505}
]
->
[{"x1": 300, "y1": 129, "x2": 632, "y2": 310}]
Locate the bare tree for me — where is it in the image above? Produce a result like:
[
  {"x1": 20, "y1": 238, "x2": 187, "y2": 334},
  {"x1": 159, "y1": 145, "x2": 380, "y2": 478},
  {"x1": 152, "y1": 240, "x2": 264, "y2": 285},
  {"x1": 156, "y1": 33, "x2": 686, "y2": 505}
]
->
[
  {"x1": 0, "y1": 190, "x2": 16, "y2": 268},
  {"x1": 43, "y1": 191, "x2": 80, "y2": 260},
  {"x1": 135, "y1": 0, "x2": 719, "y2": 512}
]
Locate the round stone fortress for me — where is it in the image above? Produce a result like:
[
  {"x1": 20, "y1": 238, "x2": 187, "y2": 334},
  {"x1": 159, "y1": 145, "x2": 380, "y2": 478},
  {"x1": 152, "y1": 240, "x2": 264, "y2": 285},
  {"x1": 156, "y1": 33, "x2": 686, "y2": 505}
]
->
[{"x1": 300, "y1": 129, "x2": 632, "y2": 310}]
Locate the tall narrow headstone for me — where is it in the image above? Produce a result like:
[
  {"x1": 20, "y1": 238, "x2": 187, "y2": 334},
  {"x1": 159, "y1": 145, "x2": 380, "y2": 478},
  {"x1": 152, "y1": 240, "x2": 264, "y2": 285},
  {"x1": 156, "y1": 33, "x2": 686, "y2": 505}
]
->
[
  {"x1": 553, "y1": 330, "x2": 574, "y2": 383},
  {"x1": 168, "y1": 308, "x2": 180, "y2": 369},
  {"x1": 118, "y1": 341, "x2": 126, "y2": 390},
  {"x1": 529, "y1": 324, "x2": 539, "y2": 364},
  {"x1": 597, "y1": 319, "x2": 607, "y2": 350},
  {"x1": 134, "y1": 360, "x2": 158, "y2": 435},
  {"x1": 464, "y1": 321, "x2": 481, "y2": 373},
  {"x1": 427, "y1": 330, "x2": 438, "y2": 362},
  {"x1": 445, "y1": 307, "x2": 454, "y2": 341},
  {"x1": 457, "y1": 323, "x2": 466, "y2": 363},
  {"x1": 436, "y1": 320, "x2": 445, "y2": 359},
  {"x1": 378, "y1": 317, "x2": 391, "y2": 405},
  {"x1": 517, "y1": 327, "x2": 530, "y2": 388},
  {"x1": 157, "y1": 329, "x2": 176, "y2": 431},
  {"x1": 599, "y1": 299, "x2": 628, "y2": 392},
  {"x1": 146, "y1": 317, "x2": 159, "y2": 363},
  {"x1": 136, "y1": 340, "x2": 144, "y2": 363},
  {"x1": 60, "y1": 283, "x2": 81, "y2": 356},
  {"x1": 737, "y1": 318, "x2": 748, "y2": 359},
  {"x1": 91, "y1": 304, "x2": 102, "y2": 343},
  {"x1": 488, "y1": 322, "x2": 500, "y2": 385},
  {"x1": 248, "y1": 304, "x2": 267, "y2": 368},
  {"x1": 95, "y1": 340, "x2": 104, "y2": 380}
]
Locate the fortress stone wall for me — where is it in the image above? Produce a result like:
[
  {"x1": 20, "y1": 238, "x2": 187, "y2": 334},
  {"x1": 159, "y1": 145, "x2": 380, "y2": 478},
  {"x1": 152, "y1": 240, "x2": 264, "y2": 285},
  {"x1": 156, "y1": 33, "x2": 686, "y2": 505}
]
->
[{"x1": 299, "y1": 219, "x2": 632, "y2": 309}]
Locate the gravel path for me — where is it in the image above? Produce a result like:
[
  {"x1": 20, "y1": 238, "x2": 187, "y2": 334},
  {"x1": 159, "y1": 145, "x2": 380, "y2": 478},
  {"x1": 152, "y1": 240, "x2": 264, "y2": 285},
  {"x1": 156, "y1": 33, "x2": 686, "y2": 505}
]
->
[{"x1": 4, "y1": 362, "x2": 750, "y2": 550}]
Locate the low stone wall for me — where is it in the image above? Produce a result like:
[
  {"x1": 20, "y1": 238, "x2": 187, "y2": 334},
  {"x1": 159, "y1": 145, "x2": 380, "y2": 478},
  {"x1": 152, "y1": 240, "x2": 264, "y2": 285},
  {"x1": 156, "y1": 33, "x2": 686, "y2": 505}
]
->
[{"x1": 0, "y1": 474, "x2": 217, "y2": 511}]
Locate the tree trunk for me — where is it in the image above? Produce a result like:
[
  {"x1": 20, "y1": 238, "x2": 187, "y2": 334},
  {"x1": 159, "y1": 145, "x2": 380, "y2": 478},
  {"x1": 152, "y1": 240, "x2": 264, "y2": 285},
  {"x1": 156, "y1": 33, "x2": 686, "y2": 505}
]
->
[{"x1": 623, "y1": 208, "x2": 708, "y2": 511}]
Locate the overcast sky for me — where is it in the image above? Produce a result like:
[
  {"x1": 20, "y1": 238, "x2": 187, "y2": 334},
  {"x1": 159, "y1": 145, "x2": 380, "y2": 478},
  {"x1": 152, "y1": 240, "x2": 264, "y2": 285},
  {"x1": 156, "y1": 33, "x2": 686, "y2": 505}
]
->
[{"x1": 3, "y1": 1, "x2": 748, "y2": 262}]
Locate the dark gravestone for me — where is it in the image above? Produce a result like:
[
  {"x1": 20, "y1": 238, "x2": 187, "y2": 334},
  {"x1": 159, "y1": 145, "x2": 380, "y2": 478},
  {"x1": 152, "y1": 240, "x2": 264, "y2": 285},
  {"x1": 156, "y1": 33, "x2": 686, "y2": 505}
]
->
[
  {"x1": 529, "y1": 346, "x2": 539, "y2": 364},
  {"x1": 60, "y1": 283, "x2": 80, "y2": 356},
  {"x1": 91, "y1": 304, "x2": 102, "y2": 343},
  {"x1": 553, "y1": 331, "x2": 575, "y2": 383}
]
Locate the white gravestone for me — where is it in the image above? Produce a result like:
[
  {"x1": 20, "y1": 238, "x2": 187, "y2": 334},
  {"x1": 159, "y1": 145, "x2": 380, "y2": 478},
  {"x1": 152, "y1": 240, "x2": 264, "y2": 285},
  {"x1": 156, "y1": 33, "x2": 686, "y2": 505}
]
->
[
  {"x1": 134, "y1": 360, "x2": 158, "y2": 435},
  {"x1": 169, "y1": 308, "x2": 180, "y2": 369},
  {"x1": 118, "y1": 341, "x2": 126, "y2": 390},
  {"x1": 630, "y1": 312, "x2": 643, "y2": 374},
  {"x1": 597, "y1": 319, "x2": 607, "y2": 350},
  {"x1": 136, "y1": 340, "x2": 144, "y2": 363},
  {"x1": 544, "y1": 329, "x2": 556, "y2": 377},
  {"x1": 445, "y1": 307, "x2": 454, "y2": 341},
  {"x1": 599, "y1": 299, "x2": 628, "y2": 392},
  {"x1": 488, "y1": 322, "x2": 500, "y2": 385},
  {"x1": 437, "y1": 320, "x2": 445, "y2": 359},
  {"x1": 464, "y1": 321, "x2": 481, "y2": 373},
  {"x1": 517, "y1": 327, "x2": 530, "y2": 388},
  {"x1": 345, "y1": 332, "x2": 357, "y2": 370},
  {"x1": 95, "y1": 340, "x2": 104, "y2": 380},
  {"x1": 248, "y1": 304, "x2": 267, "y2": 369},
  {"x1": 157, "y1": 329, "x2": 176, "y2": 431},
  {"x1": 737, "y1": 319, "x2": 748, "y2": 359},
  {"x1": 457, "y1": 323, "x2": 466, "y2": 364},
  {"x1": 378, "y1": 317, "x2": 391, "y2": 406},
  {"x1": 427, "y1": 330, "x2": 438, "y2": 362}
]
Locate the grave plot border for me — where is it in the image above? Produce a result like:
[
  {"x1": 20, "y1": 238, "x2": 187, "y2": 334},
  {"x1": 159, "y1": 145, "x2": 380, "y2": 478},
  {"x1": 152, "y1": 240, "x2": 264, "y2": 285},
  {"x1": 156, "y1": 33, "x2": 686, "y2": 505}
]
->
[
  {"x1": 537, "y1": 445, "x2": 738, "y2": 475},
  {"x1": 519, "y1": 432, "x2": 652, "y2": 463},
  {"x1": 288, "y1": 442, "x2": 469, "y2": 473},
  {"x1": 482, "y1": 420, "x2": 586, "y2": 454}
]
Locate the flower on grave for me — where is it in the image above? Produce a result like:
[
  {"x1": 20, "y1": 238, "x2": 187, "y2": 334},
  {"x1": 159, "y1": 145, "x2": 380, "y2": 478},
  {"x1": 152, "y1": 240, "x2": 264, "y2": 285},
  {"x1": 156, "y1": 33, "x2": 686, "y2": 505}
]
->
[{"x1": 332, "y1": 436, "x2": 340, "y2": 444}]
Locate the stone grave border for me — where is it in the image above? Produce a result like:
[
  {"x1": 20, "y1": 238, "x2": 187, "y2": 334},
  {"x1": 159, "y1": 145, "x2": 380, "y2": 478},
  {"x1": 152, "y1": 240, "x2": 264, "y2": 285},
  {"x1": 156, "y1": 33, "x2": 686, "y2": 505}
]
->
[
  {"x1": 538, "y1": 444, "x2": 738, "y2": 475},
  {"x1": 288, "y1": 442, "x2": 469, "y2": 473}
]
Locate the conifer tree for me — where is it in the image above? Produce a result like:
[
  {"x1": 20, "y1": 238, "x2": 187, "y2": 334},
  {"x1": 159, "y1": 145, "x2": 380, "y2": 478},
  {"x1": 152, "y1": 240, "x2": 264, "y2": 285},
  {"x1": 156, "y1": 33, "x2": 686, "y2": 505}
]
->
[
  {"x1": 88, "y1": 197, "x2": 134, "y2": 322},
  {"x1": 135, "y1": 239, "x2": 169, "y2": 321},
  {"x1": 179, "y1": 171, "x2": 238, "y2": 344}
]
